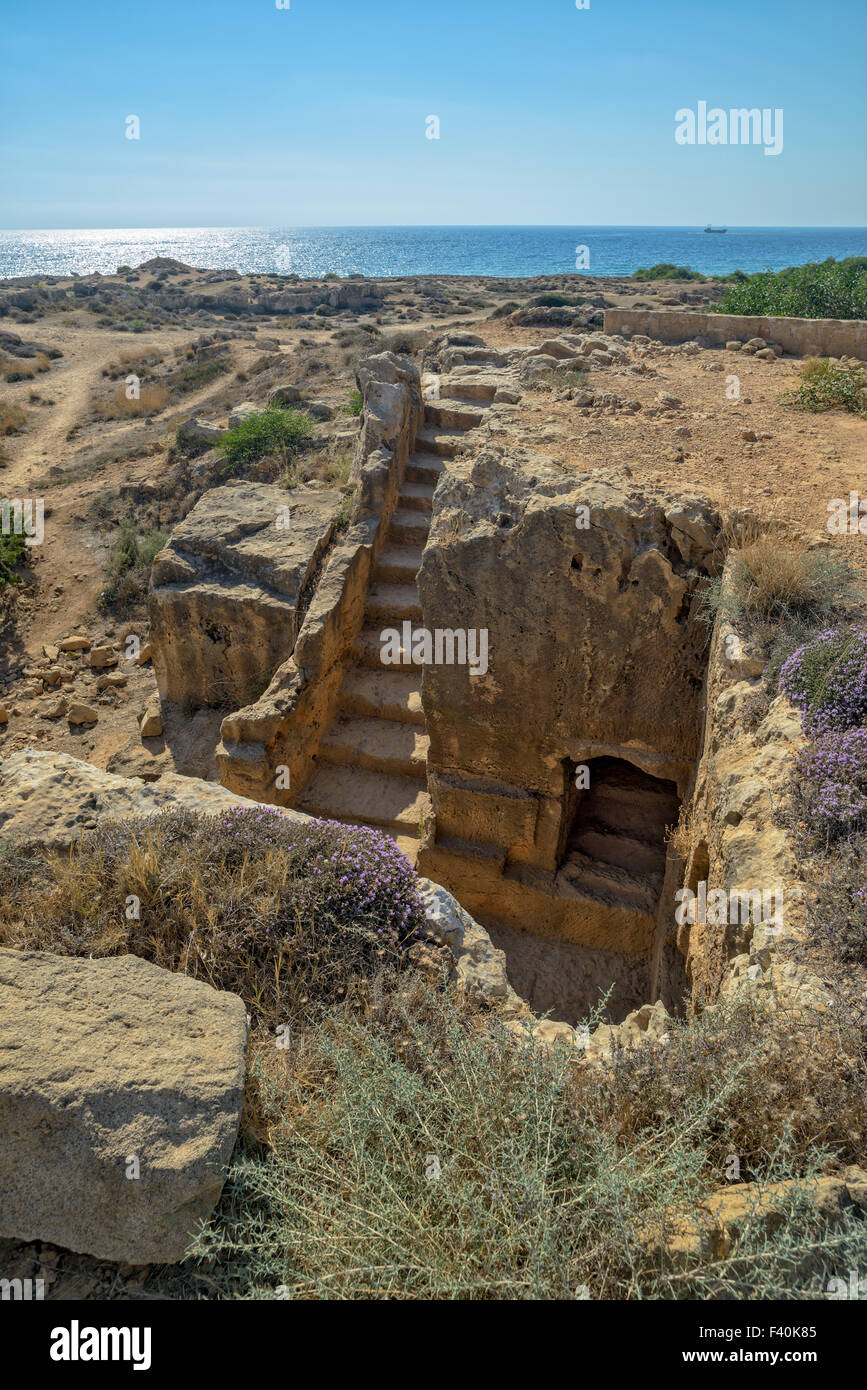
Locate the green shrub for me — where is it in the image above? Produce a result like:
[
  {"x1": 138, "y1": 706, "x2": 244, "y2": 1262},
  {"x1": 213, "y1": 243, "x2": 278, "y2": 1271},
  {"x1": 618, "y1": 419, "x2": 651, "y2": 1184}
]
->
[
  {"x1": 712, "y1": 256, "x2": 867, "y2": 320},
  {"x1": 530, "y1": 292, "x2": 585, "y2": 306},
  {"x1": 0, "y1": 524, "x2": 26, "y2": 587},
  {"x1": 783, "y1": 358, "x2": 867, "y2": 418},
  {"x1": 216, "y1": 406, "x2": 312, "y2": 474},
  {"x1": 633, "y1": 264, "x2": 706, "y2": 282},
  {"x1": 186, "y1": 983, "x2": 867, "y2": 1299},
  {"x1": 344, "y1": 388, "x2": 362, "y2": 416}
]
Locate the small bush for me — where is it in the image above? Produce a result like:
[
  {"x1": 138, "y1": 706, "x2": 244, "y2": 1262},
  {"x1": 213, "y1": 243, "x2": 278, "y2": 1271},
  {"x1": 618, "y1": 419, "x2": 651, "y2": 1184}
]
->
[
  {"x1": 0, "y1": 351, "x2": 49, "y2": 382},
  {"x1": 166, "y1": 357, "x2": 231, "y2": 396},
  {"x1": 381, "y1": 330, "x2": 428, "y2": 355},
  {"x1": 704, "y1": 535, "x2": 850, "y2": 631},
  {"x1": 779, "y1": 627, "x2": 867, "y2": 737},
  {"x1": 810, "y1": 832, "x2": 867, "y2": 962},
  {"x1": 344, "y1": 388, "x2": 362, "y2": 416},
  {"x1": 783, "y1": 358, "x2": 867, "y2": 419},
  {"x1": 246, "y1": 354, "x2": 284, "y2": 376},
  {"x1": 94, "y1": 383, "x2": 169, "y2": 419},
  {"x1": 101, "y1": 348, "x2": 165, "y2": 380},
  {"x1": 216, "y1": 406, "x2": 312, "y2": 474},
  {"x1": 633, "y1": 264, "x2": 706, "y2": 282},
  {"x1": 99, "y1": 521, "x2": 167, "y2": 611},
  {"x1": 530, "y1": 292, "x2": 586, "y2": 306},
  {"x1": 0, "y1": 400, "x2": 26, "y2": 435},
  {"x1": 185, "y1": 983, "x2": 867, "y2": 1299}
]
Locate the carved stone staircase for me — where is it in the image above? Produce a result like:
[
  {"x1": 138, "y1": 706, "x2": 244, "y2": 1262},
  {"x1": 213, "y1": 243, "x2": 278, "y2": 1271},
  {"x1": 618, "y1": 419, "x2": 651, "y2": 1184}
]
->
[{"x1": 294, "y1": 386, "x2": 494, "y2": 860}]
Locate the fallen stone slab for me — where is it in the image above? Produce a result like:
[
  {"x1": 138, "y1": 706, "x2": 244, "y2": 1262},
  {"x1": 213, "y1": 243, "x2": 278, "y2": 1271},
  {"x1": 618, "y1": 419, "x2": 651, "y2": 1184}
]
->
[{"x1": 0, "y1": 948, "x2": 248, "y2": 1264}]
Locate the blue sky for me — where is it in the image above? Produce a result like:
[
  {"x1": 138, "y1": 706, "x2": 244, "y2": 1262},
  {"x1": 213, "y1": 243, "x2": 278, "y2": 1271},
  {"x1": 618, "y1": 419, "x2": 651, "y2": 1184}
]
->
[{"x1": 2, "y1": 0, "x2": 865, "y2": 228}]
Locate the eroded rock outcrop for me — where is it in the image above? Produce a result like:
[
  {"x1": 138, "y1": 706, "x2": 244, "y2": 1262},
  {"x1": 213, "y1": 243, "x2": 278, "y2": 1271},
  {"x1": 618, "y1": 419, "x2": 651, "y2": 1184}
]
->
[
  {"x1": 149, "y1": 479, "x2": 343, "y2": 710},
  {"x1": 0, "y1": 748, "x2": 307, "y2": 851},
  {"x1": 672, "y1": 561, "x2": 821, "y2": 1013}
]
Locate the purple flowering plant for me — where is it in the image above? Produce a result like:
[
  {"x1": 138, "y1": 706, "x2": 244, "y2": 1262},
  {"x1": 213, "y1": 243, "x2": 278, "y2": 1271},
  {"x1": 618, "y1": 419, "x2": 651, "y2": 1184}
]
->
[
  {"x1": 5, "y1": 806, "x2": 428, "y2": 1027},
  {"x1": 781, "y1": 627, "x2": 867, "y2": 840}
]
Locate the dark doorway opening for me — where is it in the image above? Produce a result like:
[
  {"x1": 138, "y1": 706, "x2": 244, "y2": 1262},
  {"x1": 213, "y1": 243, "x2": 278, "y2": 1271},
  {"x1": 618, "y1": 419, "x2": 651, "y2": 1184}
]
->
[{"x1": 559, "y1": 756, "x2": 680, "y2": 914}]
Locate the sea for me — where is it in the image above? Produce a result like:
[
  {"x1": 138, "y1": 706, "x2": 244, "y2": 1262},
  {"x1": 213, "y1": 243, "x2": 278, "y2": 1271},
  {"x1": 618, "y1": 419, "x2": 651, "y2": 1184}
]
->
[{"x1": 0, "y1": 226, "x2": 864, "y2": 282}]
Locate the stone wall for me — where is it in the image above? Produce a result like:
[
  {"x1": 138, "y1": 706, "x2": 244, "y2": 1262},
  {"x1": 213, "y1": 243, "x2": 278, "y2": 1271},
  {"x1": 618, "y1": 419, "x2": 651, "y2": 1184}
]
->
[
  {"x1": 604, "y1": 307, "x2": 867, "y2": 360},
  {"x1": 216, "y1": 353, "x2": 423, "y2": 801}
]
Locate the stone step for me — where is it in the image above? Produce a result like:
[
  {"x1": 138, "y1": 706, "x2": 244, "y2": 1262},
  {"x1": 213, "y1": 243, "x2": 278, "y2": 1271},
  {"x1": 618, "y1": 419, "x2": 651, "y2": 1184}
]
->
[
  {"x1": 397, "y1": 480, "x2": 435, "y2": 513},
  {"x1": 438, "y1": 375, "x2": 499, "y2": 402},
  {"x1": 424, "y1": 399, "x2": 485, "y2": 430},
  {"x1": 391, "y1": 833, "x2": 422, "y2": 866},
  {"x1": 364, "y1": 581, "x2": 423, "y2": 624},
  {"x1": 558, "y1": 852, "x2": 659, "y2": 916},
  {"x1": 352, "y1": 624, "x2": 415, "y2": 671},
  {"x1": 374, "y1": 543, "x2": 425, "y2": 585},
  {"x1": 318, "y1": 715, "x2": 429, "y2": 780},
  {"x1": 388, "y1": 508, "x2": 431, "y2": 546},
  {"x1": 570, "y1": 826, "x2": 667, "y2": 876},
  {"x1": 295, "y1": 764, "x2": 431, "y2": 836},
  {"x1": 406, "y1": 453, "x2": 446, "y2": 485},
  {"x1": 414, "y1": 428, "x2": 464, "y2": 459},
  {"x1": 338, "y1": 667, "x2": 425, "y2": 725}
]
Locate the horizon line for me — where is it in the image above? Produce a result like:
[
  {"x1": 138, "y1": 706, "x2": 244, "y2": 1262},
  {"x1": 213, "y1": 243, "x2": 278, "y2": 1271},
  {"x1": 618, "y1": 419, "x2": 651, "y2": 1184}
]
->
[{"x1": 2, "y1": 223, "x2": 866, "y2": 235}]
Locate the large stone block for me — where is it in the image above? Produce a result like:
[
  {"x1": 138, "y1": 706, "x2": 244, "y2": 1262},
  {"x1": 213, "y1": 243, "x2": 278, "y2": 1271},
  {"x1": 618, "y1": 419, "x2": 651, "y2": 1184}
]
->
[{"x1": 0, "y1": 948, "x2": 247, "y2": 1264}]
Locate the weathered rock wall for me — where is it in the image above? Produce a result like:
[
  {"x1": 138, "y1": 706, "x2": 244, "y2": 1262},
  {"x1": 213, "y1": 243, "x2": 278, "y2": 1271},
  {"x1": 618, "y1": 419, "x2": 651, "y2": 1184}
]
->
[
  {"x1": 416, "y1": 448, "x2": 720, "y2": 959},
  {"x1": 605, "y1": 307, "x2": 867, "y2": 360},
  {"x1": 0, "y1": 747, "x2": 310, "y2": 850},
  {"x1": 216, "y1": 353, "x2": 423, "y2": 802},
  {"x1": 669, "y1": 563, "x2": 817, "y2": 1010}
]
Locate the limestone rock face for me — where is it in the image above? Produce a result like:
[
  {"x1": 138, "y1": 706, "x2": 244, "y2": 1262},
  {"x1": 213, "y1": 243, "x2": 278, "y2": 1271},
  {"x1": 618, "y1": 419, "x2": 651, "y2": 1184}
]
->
[
  {"x1": 0, "y1": 748, "x2": 307, "y2": 852},
  {"x1": 0, "y1": 948, "x2": 247, "y2": 1264},
  {"x1": 678, "y1": 570, "x2": 812, "y2": 1005},
  {"x1": 149, "y1": 479, "x2": 343, "y2": 710},
  {"x1": 353, "y1": 352, "x2": 423, "y2": 488}
]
